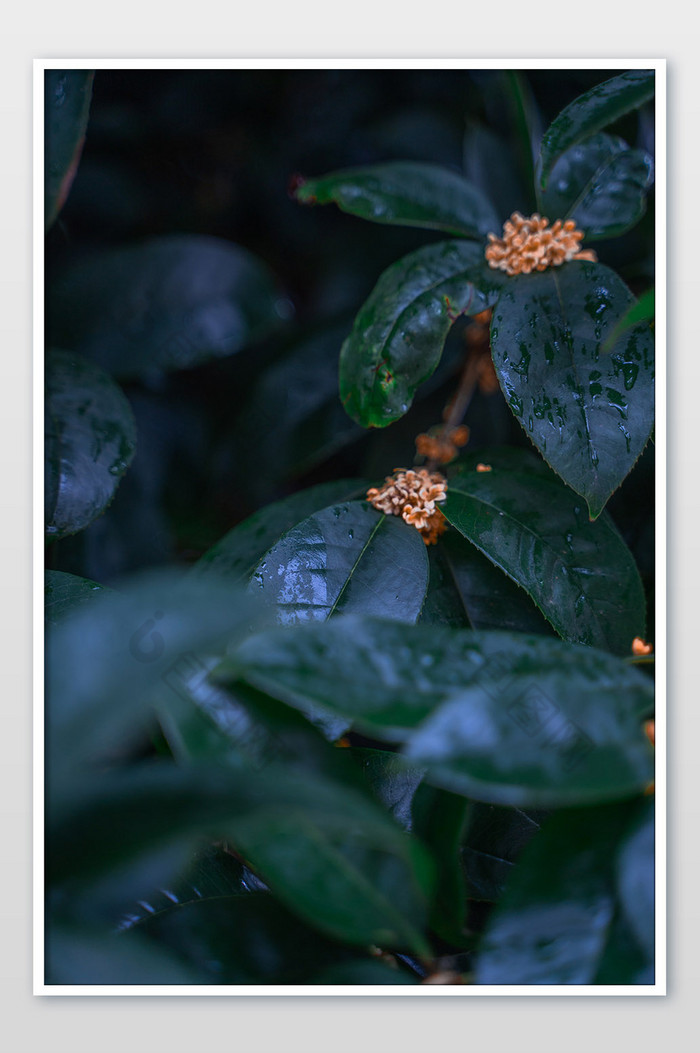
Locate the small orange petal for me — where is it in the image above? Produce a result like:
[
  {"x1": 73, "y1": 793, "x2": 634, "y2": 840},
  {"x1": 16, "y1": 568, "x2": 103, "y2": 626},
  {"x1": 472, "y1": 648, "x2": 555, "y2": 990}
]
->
[
  {"x1": 632, "y1": 637, "x2": 653, "y2": 656},
  {"x1": 476, "y1": 463, "x2": 492, "y2": 472}
]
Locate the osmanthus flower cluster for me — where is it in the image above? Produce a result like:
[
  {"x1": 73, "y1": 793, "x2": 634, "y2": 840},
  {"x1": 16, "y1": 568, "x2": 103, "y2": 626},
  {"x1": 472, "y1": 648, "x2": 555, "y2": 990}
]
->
[
  {"x1": 367, "y1": 467, "x2": 448, "y2": 545},
  {"x1": 485, "y1": 212, "x2": 597, "y2": 276}
]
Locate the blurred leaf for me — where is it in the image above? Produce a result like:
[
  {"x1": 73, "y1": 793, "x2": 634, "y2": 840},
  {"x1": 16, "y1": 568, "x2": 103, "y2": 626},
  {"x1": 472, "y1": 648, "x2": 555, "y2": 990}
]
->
[
  {"x1": 45, "y1": 70, "x2": 94, "y2": 229},
  {"x1": 351, "y1": 748, "x2": 425, "y2": 832},
  {"x1": 48, "y1": 235, "x2": 285, "y2": 380},
  {"x1": 490, "y1": 262, "x2": 655, "y2": 518},
  {"x1": 442, "y1": 448, "x2": 646, "y2": 654},
  {"x1": 474, "y1": 799, "x2": 654, "y2": 984},
  {"x1": 231, "y1": 322, "x2": 366, "y2": 489},
  {"x1": 538, "y1": 70, "x2": 655, "y2": 191},
  {"x1": 339, "y1": 240, "x2": 503, "y2": 427},
  {"x1": 411, "y1": 783, "x2": 469, "y2": 944},
  {"x1": 45, "y1": 350, "x2": 137, "y2": 541},
  {"x1": 218, "y1": 617, "x2": 655, "y2": 807},
  {"x1": 461, "y1": 803, "x2": 545, "y2": 902},
  {"x1": 310, "y1": 958, "x2": 420, "y2": 984},
  {"x1": 602, "y1": 288, "x2": 654, "y2": 353},
  {"x1": 248, "y1": 501, "x2": 429, "y2": 627},
  {"x1": 294, "y1": 161, "x2": 499, "y2": 237},
  {"x1": 49, "y1": 760, "x2": 434, "y2": 954},
  {"x1": 45, "y1": 569, "x2": 108, "y2": 626},
  {"x1": 45, "y1": 922, "x2": 205, "y2": 985},
  {"x1": 46, "y1": 569, "x2": 257, "y2": 771},
  {"x1": 117, "y1": 843, "x2": 264, "y2": 933},
  {"x1": 126, "y1": 889, "x2": 362, "y2": 984},
  {"x1": 541, "y1": 133, "x2": 654, "y2": 240},
  {"x1": 463, "y1": 122, "x2": 530, "y2": 221},
  {"x1": 194, "y1": 479, "x2": 372, "y2": 586}
]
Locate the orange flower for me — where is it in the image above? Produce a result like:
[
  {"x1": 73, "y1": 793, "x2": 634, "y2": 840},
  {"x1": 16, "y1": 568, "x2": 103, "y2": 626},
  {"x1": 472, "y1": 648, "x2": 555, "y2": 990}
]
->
[
  {"x1": 367, "y1": 468, "x2": 448, "y2": 545},
  {"x1": 485, "y1": 212, "x2": 597, "y2": 276},
  {"x1": 415, "y1": 425, "x2": 470, "y2": 465},
  {"x1": 475, "y1": 463, "x2": 492, "y2": 473},
  {"x1": 632, "y1": 637, "x2": 653, "y2": 656}
]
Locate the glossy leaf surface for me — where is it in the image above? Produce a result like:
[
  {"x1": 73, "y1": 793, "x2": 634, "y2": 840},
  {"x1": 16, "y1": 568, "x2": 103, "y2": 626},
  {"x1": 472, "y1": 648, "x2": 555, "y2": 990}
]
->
[
  {"x1": 194, "y1": 479, "x2": 372, "y2": 586},
  {"x1": 294, "y1": 161, "x2": 499, "y2": 237},
  {"x1": 218, "y1": 617, "x2": 655, "y2": 807},
  {"x1": 45, "y1": 350, "x2": 137, "y2": 541},
  {"x1": 475, "y1": 799, "x2": 654, "y2": 984},
  {"x1": 541, "y1": 133, "x2": 654, "y2": 240},
  {"x1": 339, "y1": 240, "x2": 503, "y2": 427},
  {"x1": 442, "y1": 448, "x2": 646, "y2": 654},
  {"x1": 45, "y1": 70, "x2": 94, "y2": 229},
  {"x1": 48, "y1": 235, "x2": 284, "y2": 379},
  {"x1": 248, "y1": 501, "x2": 429, "y2": 627},
  {"x1": 490, "y1": 262, "x2": 655, "y2": 518},
  {"x1": 538, "y1": 70, "x2": 655, "y2": 190}
]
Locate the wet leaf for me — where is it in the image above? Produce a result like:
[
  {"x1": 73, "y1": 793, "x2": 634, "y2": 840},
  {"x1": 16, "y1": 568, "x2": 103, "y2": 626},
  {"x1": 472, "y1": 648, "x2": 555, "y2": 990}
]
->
[
  {"x1": 541, "y1": 133, "x2": 654, "y2": 240},
  {"x1": 194, "y1": 479, "x2": 372, "y2": 586},
  {"x1": 248, "y1": 500, "x2": 429, "y2": 627},
  {"x1": 339, "y1": 240, "x2": 503, "y2": 427},
  {"x1": 538, "y1": 70, "x2": 655, "y2": 191},
  {"x1": 490, "y1": 262, "x2": 655, "y2": 518},
  {"x1": 45, "y1": 70, "x2": 94, "y2": 229},
  {"x1": 45, "y1": 350, "x2": 137, "y2": 541},
  {"x1": 218, "y1": 617, "x2": 655, "y2": 808},
  {"x1": 48, "y1": 235, "x2": 285, "y2": 379},
  {"x1": 294, "y1": 161, "x2": 499, "y2": 237},
  {"x1": 474, "y1": 799, "x2": 654, "y2": 984},
  {"x1": 442, "y1": 448, "x2": 646, "y2": 654}
]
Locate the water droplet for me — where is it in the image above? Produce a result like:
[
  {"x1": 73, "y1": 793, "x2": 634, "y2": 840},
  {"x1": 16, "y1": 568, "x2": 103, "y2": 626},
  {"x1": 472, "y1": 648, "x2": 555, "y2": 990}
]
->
[{"x1": 348, "y1": 529, "x2": 354, "y2": 540}]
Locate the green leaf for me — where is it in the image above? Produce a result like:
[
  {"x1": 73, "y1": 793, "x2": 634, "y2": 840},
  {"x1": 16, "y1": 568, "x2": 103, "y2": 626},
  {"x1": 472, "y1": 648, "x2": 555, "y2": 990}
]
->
[
  {"x1": 310, "y1": 958, "x2": 420, "y2": 984},
  {"x1": 411, "y1": 783, "x2": 469, "y2": 944},
  {"x1": 248, "y1": 500, "x2": 429, "y2": 627},
  {"x1": 461, "y1": 803, "x2": 545, "y2": 902},
  {"x1": 351, "y1": 748, "x2": 425, "y2": 832},
  {"x1": 49, "y1": 761, "x2": 434, "y2": 955},
  {"x1": 46, "y1": 570, "x2": 257, "y2": 771},
  {"x1": 442, "y1": 448, "x2": 646, "y2": 654},
  {"x1": 474, "y1": 799, "x2": 654, "y2": 984},
  {"x1": 541, "y1": 133, "x2": 654, "y2": 239},
  {"x1": 427, "y1": 530, "x2": 555, "y2": 636},
  {"x1": 48, "y1": 235, "x2": 285, "y2": 380},
  {"x1": 125, "y1": 885, "x2": 366, "y2": 984},
  {"x1": 294, "y1": 161, "x2": 499, "y2": 238},
  {"x1": 45, "y1": 922, "x2": 206, "y2": 985},
  {"x1": 339, "y1": 240, "x2": 503, "y2": 427},
  {"x1": 490, "y1": 262, "x2": 655, "y2": 518},
  {"x1": 45, "y1": 350, "x2": 137, "y2": 541},
  {"x1": 538, "y1": 70, "x2": 655, "y2": 191},
  {"x1": 217, "y1": 617, "x2": 655, "y2": 807},
  {"x1": 45, "y1": 570, "x2": 108, "y2": 626},
  {"x1": 193, "y1": 479, "x2": 372, "y2": 586},
  {"x1": 602, "y1": 289, "x2": 654, "y2": 353},
  {"x1": 45, "y1": 70, "x2": 94, "y2": 230}
]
